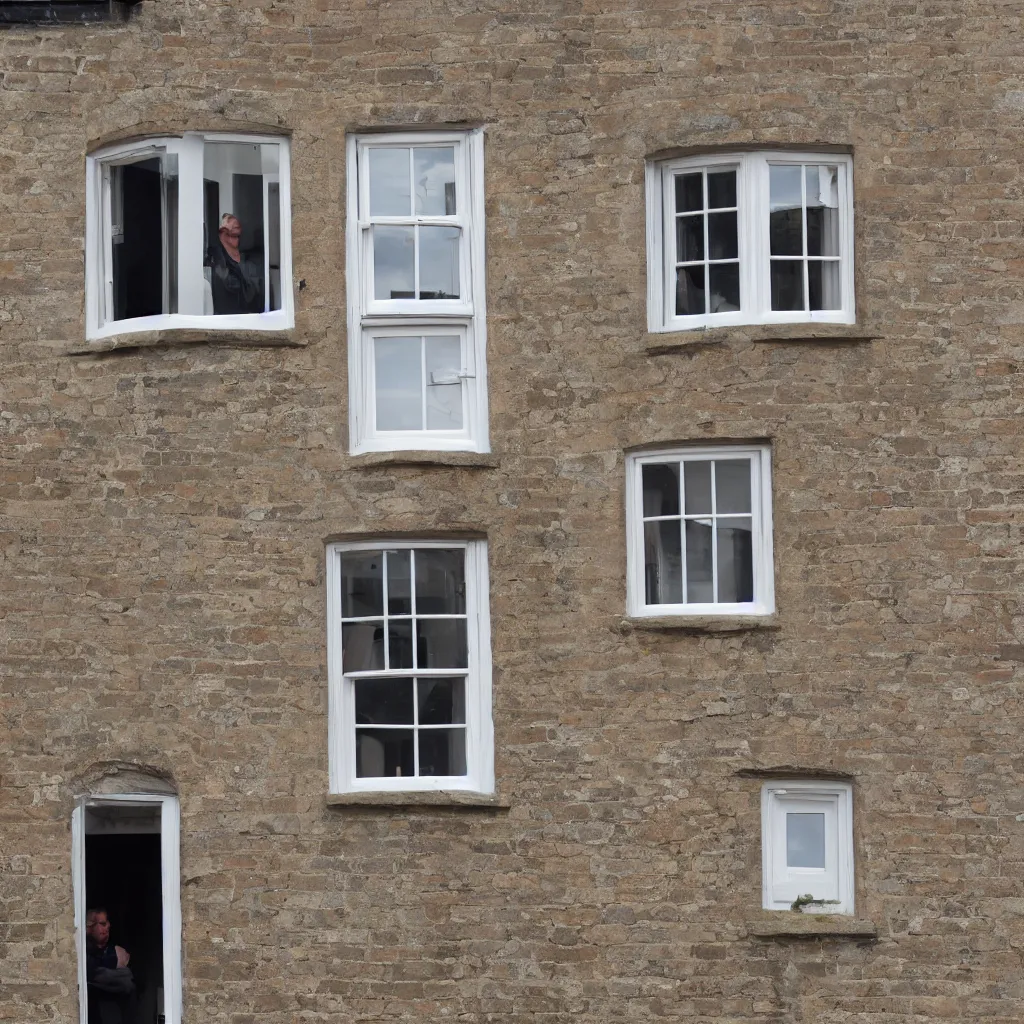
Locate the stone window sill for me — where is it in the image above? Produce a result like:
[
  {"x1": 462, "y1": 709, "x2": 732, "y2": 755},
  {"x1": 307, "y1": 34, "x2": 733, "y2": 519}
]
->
[
  {"x1": 326, "y1": 790, "x2": 510, "y2": 810},
  {"x1": 67, "y1": 329, "x2": 304, "y2": 356},
  {"x1": 747, "y1": 912, "x2": 877, "y2": 939},
  {"x1": 644, "y1": 322, "x2": 879, "y2": 355},
  {"x1": 621, "y1": 614, "x2": 778, "y2": 634},
  {"x1": 351, "y1": 451, "x2": 500, "y2": 469}
]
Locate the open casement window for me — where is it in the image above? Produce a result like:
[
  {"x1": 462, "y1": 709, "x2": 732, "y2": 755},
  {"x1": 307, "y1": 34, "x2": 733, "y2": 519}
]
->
[
  {"x1": 347, "y1": 130, "x2": 489, "y2": 453},
  {"x1": 326, "y1": 540, "x2": 494, "y2": 794},
  {"x1": 72, "y1": 794, "x2": 183, "y2": 1024},
  {"x1": 86, "y1": 133, "x2": 293, "y2": 339},
  {"x1": 626, "y1": 445, "x2": 774, "y2": 617},
  {"x1": 761, "y1": 781, "x2": 855, "y2": 914},
  {"x1": 646, "y1": 151, "x2": 855, "y2": 332}
]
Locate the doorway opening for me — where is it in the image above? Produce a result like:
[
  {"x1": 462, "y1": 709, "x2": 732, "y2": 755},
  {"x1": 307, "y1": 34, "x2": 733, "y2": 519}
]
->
[{"x1": 73, "y1": 794, "x2": 181, "y2": 1024}]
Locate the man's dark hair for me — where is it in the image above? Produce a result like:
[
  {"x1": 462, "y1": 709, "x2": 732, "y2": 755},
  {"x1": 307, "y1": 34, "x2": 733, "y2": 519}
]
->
[{"x1": 86, "y1": 905, "x2": 108, "y2": 919}]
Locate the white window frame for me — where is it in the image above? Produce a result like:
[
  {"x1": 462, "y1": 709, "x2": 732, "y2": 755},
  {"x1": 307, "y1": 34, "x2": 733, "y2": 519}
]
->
[
  {"x1": 346, "y1": 130, "x2": 489, "y2": 454},
  {"x1": 326, "y1": 538, "x2": 494, "y2": 794},
  {"x1": 85, "y1": 132, "x2": 294, "y2": 340},
  {"x1": 625, "y1": 444, "x2": 774, "y2": 618},
  {"x1": 761, "y1": 780, "x2": 855, "y2": 914},
  {"x1": 646, "y1": 150, "x2": 855, "y2": 333},
  {"x1": 72, "y1": 793, "x2": 183, "y2": 1024}
]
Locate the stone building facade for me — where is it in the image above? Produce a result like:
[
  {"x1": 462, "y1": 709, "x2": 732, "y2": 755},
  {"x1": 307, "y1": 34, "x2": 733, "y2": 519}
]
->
[{"x1": 1, "y1": 1, "x2": 1022, "y2": 1022}]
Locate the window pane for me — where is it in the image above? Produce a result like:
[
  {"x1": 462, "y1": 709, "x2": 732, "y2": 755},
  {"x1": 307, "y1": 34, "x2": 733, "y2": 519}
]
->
[
  {"x1": 716, "y1": 517, "x2": 754, "y2": 603},
  {"x1": 388, "y1": 620, "x2": 414, "y2": 669},
  {"x1": 356, "y1": 728, "x2": 414, "y2": 778},
  {"x1": 340, "y1": 551, "x2": 383, "y2": 617},
  {"x1": 806, "y1": 205, "x2": 830, "y2": 258},
  {"x1": 676, "y1": 214, "x2": 704, "y2": 262},
  {"x1": 644, "y1": 521, "x2": 682, "y2": 604},
  {"x1": 373, "y1": 225, "x2": 415, "y2": 300},
  {"x1": 685, "y1": 520, "x2": 714, "y2": 603},
  {"x1": 642, "y1": 463, "x2": 680, "y2": 518},
  {"x1": 369, "y1": 147, "x2": 411, "y2": 216},
  {"x1": 675, "y1": 172, "x2": 703, "y2": 212},
  {"x1": 374, "y1": 337, "x2": 423, "y2": 431},
  {"x1": 707, "y1": 170, "x2": 736, "y2": 209},
  {"x1": 355, "y1": 678, "x2": 414, "y2": 724},
  {"x1": 675, "y1": 265, "x2": 705, "y2": 316},
  {"x1": 266, "y1": 181, "x2": 282, "y2": 312},
  {"x1": 414, "y1": 147, "x2": 456, "y2": 216},
  {"x1": 418, "y1": 226, "x2": 460, "y2": 299},
  {"x1": 204, "y1": 141, "x2": 273, "y2": 315},
  {"x1": 787, "y1": 812, "x2": 826, "y2": 868},
  {"x1": 418, "y1": 678, "x2": 466, "y2": 725},
  {"x1": 707, "y1": 212, "x2": 737, "y2": 260},
  {"x1": 424, "y1": 335, "x2": 464, "y2": 430},
  {"x1": 417, "y1": 619, "x2": 468, "y2": 669},
  {"x1": 806, "y1": 168, "x2": 840, "y2": 258},
  {"x1": 415, "y1": 550, "x2": 466, "y2": 614},
  {"x1": 708, "y1": 263, "x2": 740, "y2": 313},
  {"x1": 418, "y1": 729, "x2": 467, "y2": 776},
  {"x1": 110, "y1": 155, "x2": 176, "y2": 322},
  {"x1": 808, "y1": 260, "x2": 842, "y2": 311},
  {"x1": 683, "y1": 460, "x2": 712, "y2": 515},
  {"x1": 770, "y1": 260, "x2": 804, "y2": 311},
  {"x1": 386, "y1": 549, "x2": 412, "y2": 615},
  {"x1": 769, "y1": 164, "x2": 804, "y2": 256},
  {"x1": 342, "y1": 621, "x2": 385, "y2": 672},
  {"x1": 805, "y1": 165, "x2": 839, "y2": 251},
  {"x1": 715, "y1": 459, "x2": 752, "y2": 514},
  {"x1": 165, "y1": 162, "x2": 178, "y2": 315}
]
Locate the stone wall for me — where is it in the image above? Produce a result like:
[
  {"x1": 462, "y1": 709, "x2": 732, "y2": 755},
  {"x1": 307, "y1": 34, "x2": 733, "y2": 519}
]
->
[{"x1": 1, "y1": 1, "x2": 1022, "y2": 1021}]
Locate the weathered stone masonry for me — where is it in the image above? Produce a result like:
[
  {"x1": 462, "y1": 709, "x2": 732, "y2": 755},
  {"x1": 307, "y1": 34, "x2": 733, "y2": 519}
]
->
[{"x1": 1, "y1": 1, "x2": 1023, "y2": 1021}]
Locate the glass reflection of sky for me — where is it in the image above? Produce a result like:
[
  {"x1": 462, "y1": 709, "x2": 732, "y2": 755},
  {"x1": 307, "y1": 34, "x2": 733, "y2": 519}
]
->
[
  {"x1": 769, "y1": 164, "x2": 803, "y2": 213},
  {"x1": 369, "y1": 147, "x2": 456, "y2": 218},
  {"x1": 374, "y1": 336, "x2": 463, "y2": 431},
  {"x1": 770, "y1": 164, "x2": 838, "y2": 212},
  {"x1": 373, "y1": 226, "x2": 414, "y2": 301},
  {"x1": 786, "y1": 812, "x2": 826, "y2": 869},
  {"x1": 414, "y1": 148, "x2": 456, "y2": 215},
  {"x1": 369, "y1": 148, "x2": 411, "y2": 216}
]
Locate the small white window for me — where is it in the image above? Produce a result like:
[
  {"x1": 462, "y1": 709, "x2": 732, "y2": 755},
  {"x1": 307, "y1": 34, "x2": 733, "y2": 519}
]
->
[
  {"x1": 761, "y1": 781, "x2": 854, "y2": 914},
  {"x1": 347, "y1": 131, "x2": 489, "y2": 453},
  {"x1": 626, "y1": 445, "x2": 774, "y2": 617},
  {"x1": 86, "y1": 133, "x2": 293, "y2": 339},
  {"x1": 646, "y1": 151, "x2": 855, "y2": 332},
  {"x1": 326, "y1": 540, "x2": 494, "y2": 794}
]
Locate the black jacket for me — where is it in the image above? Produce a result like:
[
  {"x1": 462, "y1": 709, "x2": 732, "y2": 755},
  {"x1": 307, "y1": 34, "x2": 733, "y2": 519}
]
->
[
  {"x1": 86, "y1": 944, "x2": 136, "y2": 1024},
  {"x1": 209, "y1": 240, "x2": 264, "y2": 315}
]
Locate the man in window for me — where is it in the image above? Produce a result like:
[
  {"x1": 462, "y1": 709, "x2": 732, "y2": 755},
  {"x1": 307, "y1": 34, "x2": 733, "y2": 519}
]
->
[
  {"x1": 85, "y1": 906, "x2": 137, "y2": 1024},
  {"x1": 208, "y1": 213, "x2": 264, "y2": 315}
]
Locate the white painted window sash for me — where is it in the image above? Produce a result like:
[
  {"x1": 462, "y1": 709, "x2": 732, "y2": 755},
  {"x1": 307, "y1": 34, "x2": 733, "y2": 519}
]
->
[
  {"x1": 86, "y1": 133, "x2": 294, "y2": 340},
  {"x1": 347, "y1": 129, "x2": 489, "y2": 454},
  {"x1": 357, "y1": 133, "x2": 473, "y2": 318},
  {"x1": 647, "y1": 150, "x2": 855, "y2": 333},
  {"x1": 326, "y1": 539, "x2": 494, "y2": 795},
  {"x1": 358, "y1": 322, "x2": 478, "y2": 450},
  {"x1": 625, "y1": 445, "x2": 775, "y2": 617},
  {"x1": 72, "y1": 793, "x2": 183, "y2": 1024}
]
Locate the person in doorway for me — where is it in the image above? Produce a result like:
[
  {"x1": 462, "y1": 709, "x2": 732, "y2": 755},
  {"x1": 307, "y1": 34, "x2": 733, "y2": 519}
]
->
[
  {"x1": 85, "y1": 907, "x2": 137, "y2": 1024},
  {"x1": 209, "y1": 213, "x2": 265, "y2": 315}
]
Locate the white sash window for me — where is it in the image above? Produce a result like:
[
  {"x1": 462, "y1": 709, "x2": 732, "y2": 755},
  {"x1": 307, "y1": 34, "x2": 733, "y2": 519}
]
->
[{"x1": 347, "y1": 131, "x2": 489, "y2": 453}]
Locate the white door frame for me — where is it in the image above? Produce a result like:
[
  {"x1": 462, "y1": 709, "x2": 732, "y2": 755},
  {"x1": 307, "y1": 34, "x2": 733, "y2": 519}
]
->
[{"x1": 72, "y1": 793, "x2": 183, "y2": 1024}]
